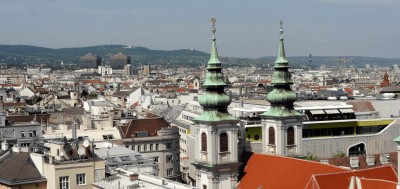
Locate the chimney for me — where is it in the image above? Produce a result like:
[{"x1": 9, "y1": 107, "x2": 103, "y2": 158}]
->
[
  {"x1": 130, "y1": 174, "x2": 139, "y2": 181},
  {"x1": 350, "y1": 156, "x2": 359, "y2": 168},
  {"x1": 72, "y1": 120, "x2": 78, "y2": 140}
]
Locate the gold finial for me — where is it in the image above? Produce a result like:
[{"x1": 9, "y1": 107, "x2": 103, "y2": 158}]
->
[{"x1": 211, "y1": 18, "x2": 216, "y2": 33}]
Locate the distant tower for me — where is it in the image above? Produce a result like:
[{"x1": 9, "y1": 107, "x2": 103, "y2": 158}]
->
[
  {"x1": 381, "y1": 71, "x2": 391, "y2": 87},
  {"x1": 309, "y1": 53, "x2": 312, "y2": 71},
  {"x1": 261, "y1": 21, "x2": 304, "y2": 156},
  {"x1": 192, "y1": 18, "x2": 240, "y2": 189}
]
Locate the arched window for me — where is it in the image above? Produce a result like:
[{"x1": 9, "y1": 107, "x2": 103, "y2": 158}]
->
[
  {"x1": 201, "y1": 133, "x2": 207, "y2": 151},
  {"x1": 287, "y1": 127, "x2": 295, "y2": 145},
  {"x1": 220, "y1": 133, "x2": 228, "y2": 152},
  {"x1": 269, "y1": 127, "x2": 275, "y2": 145}
]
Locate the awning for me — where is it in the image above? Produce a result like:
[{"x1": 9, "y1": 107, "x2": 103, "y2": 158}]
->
[
  {"x1": 324, "y1": 109, "x2": 341, "y2": 114},
  {"x1": 339, "y1": 109, "x2": 354, "y2": 113},
  {"x1": 310, "y1": 110, "x2": 326, "y2": 115}
]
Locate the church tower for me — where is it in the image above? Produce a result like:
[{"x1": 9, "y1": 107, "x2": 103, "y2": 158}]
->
[
  {"x1": 192, "y1": 18, "x2": 240, "y2": 189},
  {"x1": 261, "y1": 22, "x2": 304, "y2": 156}
]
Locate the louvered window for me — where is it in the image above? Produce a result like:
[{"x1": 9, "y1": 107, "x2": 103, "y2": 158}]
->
[
  {"x1": 269, "y1": 127, "x2": 275, "y2": 145},
  {"x1": 201, "y1": 133, "x2": 207, "y2": 151},
  {"x1": 287, "y1": 127, "x2": 295, "y2": 145},
  {"x1": 220, "y1": 133, "x2": 228, "y2": 152}
]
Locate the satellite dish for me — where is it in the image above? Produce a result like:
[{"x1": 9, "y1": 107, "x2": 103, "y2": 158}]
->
[
  {"x1": 60, "y1": 152, "x2": 64, "y2": 157},
  {"x1": 78, "y1": 148, "x2": 85, "y2": 156},
  {"x1": 83, "y1": 140, "x2": 90, "y2": 148}
]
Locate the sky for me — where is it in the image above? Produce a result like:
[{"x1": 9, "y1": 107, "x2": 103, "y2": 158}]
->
[{"x1": 1, "y1": 0, "x2": 399, "y2": 58}]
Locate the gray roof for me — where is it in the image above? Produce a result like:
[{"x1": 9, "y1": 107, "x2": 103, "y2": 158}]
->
[
  {"x1": 94, "y1": 146, "x2": 151, "y2": 162},
  {"x1": 0, "y1": 151, "x2": 46, "y2": 186},
  {"x1": 171, "y1": 120, "x2": 191, "y2": 129}
]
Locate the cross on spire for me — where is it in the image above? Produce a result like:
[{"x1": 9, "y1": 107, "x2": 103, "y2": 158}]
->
[{"x1": 211, "y1": 18, "x2": 216, "y2": 33}]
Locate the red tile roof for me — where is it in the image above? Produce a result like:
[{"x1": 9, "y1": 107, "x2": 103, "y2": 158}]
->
[
  {"x1": 359, "y1": 178, "x2": 396, "y2": 189},
  {"x1": 309, "y1": 165, "x2": 397, "y2": 189},
  {"x1": 238, "y1": 154, "x2": 347, "y2": 189},
  {"x1": 117, "y1": 117, "x2": 170, "y2": 138}
]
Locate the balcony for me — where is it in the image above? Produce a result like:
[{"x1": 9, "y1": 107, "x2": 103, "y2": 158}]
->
[
  {"x1": 200, "y1": 151, "x2": 208, "y2": 161},
  {"x1": 219, "y1": 151, "x2": 230, "y2": 163},
  {"x1": 287, "y1": 145, "x2": 297, "y2": 156}
]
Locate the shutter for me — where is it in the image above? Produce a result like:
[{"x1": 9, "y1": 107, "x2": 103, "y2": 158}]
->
[
  {"x1": 201, "y1": 133, "x2": 207, "y2": 151},
  {"x1": 220, "y1": 133, "x2": 228, "y2": 152},
  {"x1": 287, "y1": 127, "x2": 295, "y2": 145},
  {"x1": 269, "y1": 127, "x2": 275, "y2": 145}
]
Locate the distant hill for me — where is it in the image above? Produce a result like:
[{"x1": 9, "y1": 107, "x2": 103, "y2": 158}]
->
[{"x1": 0, "y1": 44, "x2": 399, "y2": 67}]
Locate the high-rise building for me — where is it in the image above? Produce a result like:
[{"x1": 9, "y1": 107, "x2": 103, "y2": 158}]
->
[
  {"x1": 80, "y1": 53, "x2": 102, "y2": 69},
  {"x1": 109, "y1": 53, "x2": 131, "y2": 69},
  {"x1": 192, "y1": 19, "x2": 240, "y2": 189},
  {"x1": 142, "y1": 65, "x2": 151, "y2": 76}
]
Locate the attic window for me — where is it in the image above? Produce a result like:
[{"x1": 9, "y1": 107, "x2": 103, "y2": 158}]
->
[{"x1": 102, "y1": 134, "x2": 114, "y2": 139}]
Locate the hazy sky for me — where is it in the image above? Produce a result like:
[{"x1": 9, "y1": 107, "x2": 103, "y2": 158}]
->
[{"x1": 1, "y1": 0, "x2": 399, "y2": 58}]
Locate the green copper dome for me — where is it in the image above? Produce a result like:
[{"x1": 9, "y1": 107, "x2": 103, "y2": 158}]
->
[
  {"x1": 262, "y1": 21, "x2": 302, "y2": 118},
  {"x1": 195, "y1": 19, "x2": 237, "y2": 123}
]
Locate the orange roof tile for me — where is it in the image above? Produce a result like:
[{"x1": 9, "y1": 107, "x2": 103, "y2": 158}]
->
[
  {"x1": 310, "y1": 165, "x2": 397, "y2": 189},
  {"x1": 359, "y1": 178, "x2": 396, "y2": 189},
  {"x1": 238, "y1": 154, "x2": 347, "y2": 189}
]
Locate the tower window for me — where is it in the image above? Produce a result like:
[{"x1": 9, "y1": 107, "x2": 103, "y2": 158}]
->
[
  {"x1": 287, "y1": 127, "x2": 295, "y2": 145},
  {"x1": 220, "y1": 133, "x2": 228, "y2": 152},
  {"x1": 201, "y1": 133, "x2": 207, "y2": 151},
  {"x1": 269, "y1": 127, "x2": 275, "y2": 145}
]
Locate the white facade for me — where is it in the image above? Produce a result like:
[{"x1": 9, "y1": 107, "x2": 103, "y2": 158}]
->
[
  {"x1": 261, "y1": 118, "x2": 303, "y2": 156},
  {"x1": 192, "y1": 121, "x2": 240, "y2": 189}
]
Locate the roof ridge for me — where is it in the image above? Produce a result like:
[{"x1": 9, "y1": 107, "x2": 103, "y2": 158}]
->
[
  {"x1": 256, "y1": 153, "x2": 349, "y2": 170},
  {"x1": 358, "y1": 177, "x2": 397, "y2": 184},
  {"x1": 313, "y1": 164, "x2": 394, "y2": 178}
]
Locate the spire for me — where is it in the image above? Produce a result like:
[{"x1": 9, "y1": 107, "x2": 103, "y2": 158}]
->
[
  {"x1": 261, "y1": 21, "x2": 302, "y2": 118},
  {"x1": 195, "y1": 18, "x2": 237, "y2": 123},
  {"x1": 275, "y1": 20, "x2": 288, "y2": 64},
  {"x1": 208, "y1": 18, "x2": 220, "y2": 65}
]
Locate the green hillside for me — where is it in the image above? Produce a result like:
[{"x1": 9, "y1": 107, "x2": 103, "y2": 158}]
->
[{"x1": 0, "y1": 44, "x2": 399, "y2": 67}]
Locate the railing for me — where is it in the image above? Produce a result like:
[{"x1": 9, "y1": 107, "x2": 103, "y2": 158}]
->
[{"x1": 349, "y1": 150, "x2": 366, "y2": 157}]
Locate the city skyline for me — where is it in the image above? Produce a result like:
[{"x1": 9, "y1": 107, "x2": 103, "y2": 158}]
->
[{"x1": 1, "y1": 0, "x2": 399, "y2": 58}]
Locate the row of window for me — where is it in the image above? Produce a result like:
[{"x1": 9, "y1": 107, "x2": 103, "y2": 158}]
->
[
  {"x1": 182, "y1": 114, "x2": 194, "y2": 121},
  {"x1": 166, "y1": 154, "x2": 180, "y2": 163},
  {"x1": 20, "y1": 130, "x2": 37, "y2": 138},
  {"x1": 268, "y1": 127, "x2": 295, "y2": 145},
  {"x1": 59, "y1": 174, "x2": 86, "y2": 189},
  {"x1": 180, "y1": 148, "x2": 187, "y2": 154},
  {"x1": 131, "y1": 143, "x2": 159, "y2": 152},
  {"x1": 180, "y1": 138, "x2": 187, "y2": 144},
  {"x1": 179, "y1": 128, "x2": 187, "y2": 134},
  {"x1": 129, "y1": 141, "x2": 179, "y2": 152},
  {"x1": 201, "y1": 133, "x2": 228, "y2": 152}
]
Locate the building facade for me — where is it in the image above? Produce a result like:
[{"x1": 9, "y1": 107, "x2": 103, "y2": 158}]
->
[
  {"x1": 109, "y1": 53, "x2": 131, "y2": 69},
  {"x1": 80, "y1": 53, "x2": 102, "y2": 69}
]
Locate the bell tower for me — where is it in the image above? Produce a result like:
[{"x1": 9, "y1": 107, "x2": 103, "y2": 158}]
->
[
  {"x1": 192, "y1": 18, "x2": 240, "y2": 189},
  {"x1": 261, "y1": 21, "x2": 304, "y2": 156}
]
